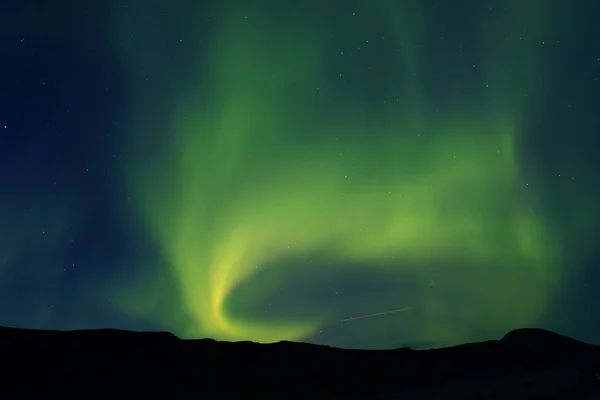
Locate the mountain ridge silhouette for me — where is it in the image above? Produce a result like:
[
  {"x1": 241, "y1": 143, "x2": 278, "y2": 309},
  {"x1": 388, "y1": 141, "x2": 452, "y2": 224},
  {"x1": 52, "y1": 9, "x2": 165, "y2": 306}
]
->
[{"x1": 1, "y1": 325, "x2": 598, "y2": 398}]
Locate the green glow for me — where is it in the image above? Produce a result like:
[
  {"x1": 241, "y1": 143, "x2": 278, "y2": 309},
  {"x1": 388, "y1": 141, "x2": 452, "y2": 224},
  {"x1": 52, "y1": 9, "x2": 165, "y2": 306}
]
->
[{"x1": 111, "y1": 1, "x2": 568, "y2": 347}]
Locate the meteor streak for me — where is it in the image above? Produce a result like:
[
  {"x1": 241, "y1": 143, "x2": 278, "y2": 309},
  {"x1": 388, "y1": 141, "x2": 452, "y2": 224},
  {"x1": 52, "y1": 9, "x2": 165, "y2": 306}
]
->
[{"x1": 341, "y1": 307, "x2": 412, "y2": 322}]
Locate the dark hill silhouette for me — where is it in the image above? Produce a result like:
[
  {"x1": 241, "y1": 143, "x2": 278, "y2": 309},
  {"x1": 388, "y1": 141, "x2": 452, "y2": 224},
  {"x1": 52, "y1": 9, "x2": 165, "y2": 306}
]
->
[{"x1": 1, "y1": 326, "x2": 598, "y2": 398}]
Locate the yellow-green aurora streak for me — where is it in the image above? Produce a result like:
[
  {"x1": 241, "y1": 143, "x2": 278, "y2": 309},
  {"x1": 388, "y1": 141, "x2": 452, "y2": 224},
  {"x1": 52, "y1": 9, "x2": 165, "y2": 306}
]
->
[{"x1": 112, "y1": 1, "x2": 568, "y2": 347}]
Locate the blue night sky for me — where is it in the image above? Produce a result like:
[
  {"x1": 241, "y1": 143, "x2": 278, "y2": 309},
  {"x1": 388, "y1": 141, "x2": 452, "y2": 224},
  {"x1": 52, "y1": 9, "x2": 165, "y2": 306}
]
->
[{"x1": 1, "y1": 0, "x2": 599, "y2": 349}]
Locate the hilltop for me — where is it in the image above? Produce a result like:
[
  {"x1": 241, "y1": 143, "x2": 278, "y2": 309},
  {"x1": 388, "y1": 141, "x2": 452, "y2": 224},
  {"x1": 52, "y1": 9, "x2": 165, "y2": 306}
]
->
[{"x1": 1, "y1": 326, "x2": 598, "y2": 398}]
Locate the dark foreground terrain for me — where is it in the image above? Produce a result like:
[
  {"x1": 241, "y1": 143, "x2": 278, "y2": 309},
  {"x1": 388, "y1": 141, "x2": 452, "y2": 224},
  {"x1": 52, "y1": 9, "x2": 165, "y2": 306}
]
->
[{"x1": 1, "y1": 326, "x2": 599, "y2": 399}]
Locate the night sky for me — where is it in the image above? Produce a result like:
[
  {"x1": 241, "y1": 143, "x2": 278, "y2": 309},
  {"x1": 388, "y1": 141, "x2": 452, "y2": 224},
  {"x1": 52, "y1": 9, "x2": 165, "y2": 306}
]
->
[{"x1": 1, "y1": 0, "x2": 599, "y2": 350}]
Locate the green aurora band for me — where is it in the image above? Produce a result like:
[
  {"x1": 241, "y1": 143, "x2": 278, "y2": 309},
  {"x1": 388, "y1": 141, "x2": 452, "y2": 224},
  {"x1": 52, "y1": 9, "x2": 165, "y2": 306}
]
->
[{"x1": 108, "y1": 0, "x2": 586, "y2": 347}]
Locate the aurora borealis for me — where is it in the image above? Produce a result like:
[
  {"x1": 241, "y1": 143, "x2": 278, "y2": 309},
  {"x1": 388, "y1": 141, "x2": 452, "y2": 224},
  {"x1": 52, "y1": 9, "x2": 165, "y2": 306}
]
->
[{"x1": 1, "y1": 0, "x2": 599, "y2": 349}]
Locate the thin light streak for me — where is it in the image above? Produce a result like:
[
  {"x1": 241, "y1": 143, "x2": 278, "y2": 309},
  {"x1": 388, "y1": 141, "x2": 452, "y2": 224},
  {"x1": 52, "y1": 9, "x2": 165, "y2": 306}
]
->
[{"x1": 340, "y1": 307, "x2": 412, "y2": 322}]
